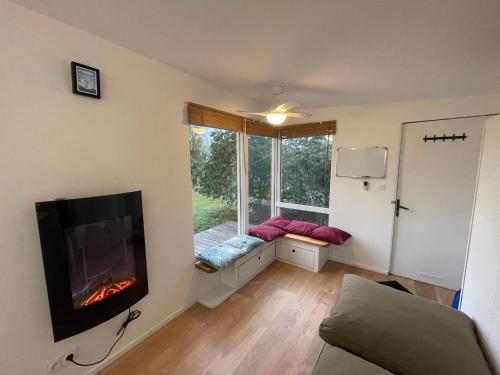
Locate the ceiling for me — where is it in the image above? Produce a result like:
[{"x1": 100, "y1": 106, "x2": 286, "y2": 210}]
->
[{"x1": 12, "y1": 0, "x2": 500, "y2": 108}]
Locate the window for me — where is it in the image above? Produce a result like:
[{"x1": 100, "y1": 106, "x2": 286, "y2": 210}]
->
[
  {"x1": 188, "y1": 102, "x2": 336, "y2": 250},
  {"x1": 248, "y1": 135, "x2": 273, "y2": 226},
  {"x1": 189, "y1": 126, "x2": 239, "y2": 248},
  {"x1": 277, "y1": 135, "x2": 333, "y2": 224},
  {"x1": 279, "y1": 208, "x2": 329, "y2": 226}
]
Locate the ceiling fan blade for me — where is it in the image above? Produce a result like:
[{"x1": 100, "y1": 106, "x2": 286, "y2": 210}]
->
[
  {"x1": 274, "y1": 101, "x2": 300, "y2": 113},
  {"x1": 237, "y1": 110, "x2": 269, "y2": 117},
  {"x1": 286, "y1": 112, "x2": 312, "y2": 118}
]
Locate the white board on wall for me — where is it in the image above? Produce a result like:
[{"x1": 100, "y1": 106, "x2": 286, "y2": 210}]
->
[{"x1": 336, "y1": 146, "x2": 387, "y2": 178}]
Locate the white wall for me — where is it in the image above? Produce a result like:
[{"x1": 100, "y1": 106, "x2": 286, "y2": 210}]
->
[
  {"x1": 307, "y1": 97, "x2": 500, "y2": 274},
  {"x1": 2, "y1": 2, "x2": 500, "y2": 374},
  {"x1": 461, "y1": 116, "x2": 500, "y2": 373},
  {"x1": 0, "y1": 1, "x2": 258, "y2": 374}
]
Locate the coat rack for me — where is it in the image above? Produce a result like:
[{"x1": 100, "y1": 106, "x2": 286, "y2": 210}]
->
[{"x1": 423, "y1": 133, "x2": 467, "y2": 143}]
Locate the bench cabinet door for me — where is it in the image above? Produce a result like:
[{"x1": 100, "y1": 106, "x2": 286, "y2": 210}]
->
[
  {"x1": 276, "y1": 243, "x2": 315, "y2": 270},
  {"x1": 238, "y1": 252, "x2": 262, "y2": 287},
  {"x1": 260, "y1": 243, "x2": 275, "y2": 267}
]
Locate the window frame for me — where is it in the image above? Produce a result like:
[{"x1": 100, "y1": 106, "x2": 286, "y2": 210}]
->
[
  {"x1": 241, "y1": 133, "x2": 277, "y2": 233},
  {"x1": 188, "y1": 126, "x2": 333, "y2": 240},
  {"x1": 274, "y1": 135, "x2": 333, "y2": 221},
  {"x1": 239, "y1": 133, "x2": 247, "y2": 235},
  {"x1": 189, "y1": 125, "x2": 242, "y2": 236}
]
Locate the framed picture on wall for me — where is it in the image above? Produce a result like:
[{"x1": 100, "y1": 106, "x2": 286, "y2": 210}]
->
[{"x1": 71, "y1": 62, "x2": 101, "y2": 99}]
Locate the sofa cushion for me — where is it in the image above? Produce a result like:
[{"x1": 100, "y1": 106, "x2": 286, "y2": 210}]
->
[
  {"x1": 249, "y1": 224, "x2": 285, "y2": 242},
  {"x1": 312, "y1": 344, "x2": 393, "y2": 375},
  {"x1": 311, "y1": 226, "x2": 352, "y2": 245},
  {"x1": 319, "y1": 275, "x2": 492, "y2": 375}
]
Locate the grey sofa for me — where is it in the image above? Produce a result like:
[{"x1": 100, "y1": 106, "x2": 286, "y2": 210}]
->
[{"x1": 313, "y1": 275, "x2": 493, "y2": 375}]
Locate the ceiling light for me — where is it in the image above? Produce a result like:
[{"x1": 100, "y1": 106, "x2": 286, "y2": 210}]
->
[
  {"x1": 266, "y1": 113, "x2": 287, "y2": 125},
  {"x1": 192, "y1": 127, "x2": 205, "y2": 135}
]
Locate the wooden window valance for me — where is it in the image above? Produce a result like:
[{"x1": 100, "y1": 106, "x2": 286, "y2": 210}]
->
[
  {"x1": 188, "y1": 102, "x2": 244, "y2": 132},
  {"x1": 245, "y1": 119, "x2": 279, "y2": 138},
  {"x1": 187, "y1": 102, "x2": 335, "y2": 139},
  {"x1": 278, "y1": 121, "x2": 336, "y2": 139}
]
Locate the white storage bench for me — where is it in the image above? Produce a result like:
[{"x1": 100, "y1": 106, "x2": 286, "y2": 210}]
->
[
  {"x1": 195, "y1": 233, "x2": 331, "y2": 308},
  {"x1": 196, "y1": 241, "x2": 275, "y2": 308}
]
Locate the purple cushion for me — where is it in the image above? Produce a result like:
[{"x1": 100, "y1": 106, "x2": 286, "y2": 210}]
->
[
  {"x1": 249, "y1": 224, "x2": 286, "y2": 242},
  {"x1": 311, "y1": 226, "x2": 352, "y2": 245},
  {"x1": 262, "y1": 216, "x2": 292, "y2": 230},
  {"x1": 283, "y1": 220, "x2": 320, "y2": 237}
]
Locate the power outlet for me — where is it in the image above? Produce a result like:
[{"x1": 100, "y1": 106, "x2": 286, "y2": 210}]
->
[{"x1": 46, "y1": 347, "x2": 78, "y2": 374}]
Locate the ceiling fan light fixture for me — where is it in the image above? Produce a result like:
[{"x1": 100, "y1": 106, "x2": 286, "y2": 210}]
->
[
  {"x1": 266, "y1": 112, "x2": 287, "y2": 125},
  {"x1": 192, "y1": 126, "x2": 205, "y2": 135}
]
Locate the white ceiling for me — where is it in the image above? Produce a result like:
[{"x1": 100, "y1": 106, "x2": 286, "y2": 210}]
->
[{"x1": 11, "y1": 0, "x2": 500, "y2": 108}]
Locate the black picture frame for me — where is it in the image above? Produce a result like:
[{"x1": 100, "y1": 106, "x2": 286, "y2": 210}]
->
[{"x1": 71, "y1": 61, "x2": 101, "y2": 99}]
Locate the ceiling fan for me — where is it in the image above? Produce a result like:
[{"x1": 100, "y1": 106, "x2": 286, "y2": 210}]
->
[{"x1": 238, "y1": 85, "x2": 311, "y2": 125}]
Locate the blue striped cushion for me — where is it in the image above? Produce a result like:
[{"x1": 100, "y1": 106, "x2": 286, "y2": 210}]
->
[{"x1": 195, "y1": 235, "x2": 264, "y2": 270}]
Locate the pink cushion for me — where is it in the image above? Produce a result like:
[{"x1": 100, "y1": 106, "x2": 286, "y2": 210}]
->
[
  {"x1": 311, "y1": 226, "x2": 352, "y2": 245},
  {"x1": 249, "y1": 224, "x2": 286, "y2": 242},
  {"x1": 283, "y1": 220, "x2": 320, "y2": 237},
  {"x1": 262, "y1": 216, "x2": 292, "y2": 230}
]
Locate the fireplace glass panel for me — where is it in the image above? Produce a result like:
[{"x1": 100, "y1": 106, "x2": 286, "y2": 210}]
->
[{"x1": 64, "y1": 216, "x2": 136, "y2": 309}]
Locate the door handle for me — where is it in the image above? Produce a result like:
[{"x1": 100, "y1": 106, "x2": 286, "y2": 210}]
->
[{"x1": 391, "y1": 199, "x2": 410, "y2": 217}]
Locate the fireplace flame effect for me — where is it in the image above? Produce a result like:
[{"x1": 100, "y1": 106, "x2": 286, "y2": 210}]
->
[{"x1": 76, "y1": 278, "x2": 136, "y2": 308}]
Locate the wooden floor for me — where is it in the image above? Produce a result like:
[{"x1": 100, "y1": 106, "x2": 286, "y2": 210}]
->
[
  {"x1": 194, "y1": 222, "x2": 238, "y2": 253},
  {"x1": 99, "y1": 261, "x2": 455, "y2": 375}
]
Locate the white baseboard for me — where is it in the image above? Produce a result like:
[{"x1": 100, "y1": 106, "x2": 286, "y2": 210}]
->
[
  {"x1": 328, "y1": 256, "x2": 389, "y2": 275},
  {"x1": 87, "y1": 300, "x2": 197, "y2": 374}
]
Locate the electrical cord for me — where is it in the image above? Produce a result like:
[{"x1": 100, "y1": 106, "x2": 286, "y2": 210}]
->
[{"x1": 66, "y1": 307, "x2": 141, "y2": 367}]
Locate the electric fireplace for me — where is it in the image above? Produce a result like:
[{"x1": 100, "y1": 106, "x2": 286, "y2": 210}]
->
[{"x1": 36, "y1": 191, "x2": 148, "y2": 342}]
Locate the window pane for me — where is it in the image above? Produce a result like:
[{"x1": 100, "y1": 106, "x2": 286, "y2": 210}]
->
[
  {"x1": 280, "y1": 136, "x2": 332, "y2": 208},
  {"x1": 189, "y1": 126, "x2": 238, "y2": 247},
  {"x1": 248, "y1": 136, "x2": 273, "y2": 225},
  {"x1": 279, "y1": 208, "x2": 329, "y2": 226}
]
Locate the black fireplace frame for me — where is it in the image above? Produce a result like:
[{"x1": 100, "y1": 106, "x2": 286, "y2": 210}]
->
[{"x1": 36, "y1": 191, "x2": 148, "y2": 342}]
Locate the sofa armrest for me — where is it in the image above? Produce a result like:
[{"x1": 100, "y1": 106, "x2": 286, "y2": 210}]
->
[
  {"x1": 312, "y1": 344, "x2": 393, "y2": 375},
  {"x1": 319, "y1": 275, "x2": 492, "y2": 375}
]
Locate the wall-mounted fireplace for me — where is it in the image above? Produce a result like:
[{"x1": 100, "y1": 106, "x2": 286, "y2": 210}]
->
[{"x1": 36, "y1": 191, "x2": 148, "y2": 342}]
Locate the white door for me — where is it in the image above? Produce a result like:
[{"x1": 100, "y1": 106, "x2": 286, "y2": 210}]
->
[{"x1": 391, "y1": 117, "x2": 484, "y2": 290}]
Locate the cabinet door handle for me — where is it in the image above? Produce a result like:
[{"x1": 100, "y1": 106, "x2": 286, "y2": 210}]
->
[{"x1": 292, "y1": 249, "x2": 296, "y2": 253}]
